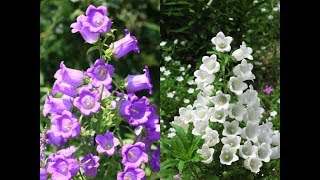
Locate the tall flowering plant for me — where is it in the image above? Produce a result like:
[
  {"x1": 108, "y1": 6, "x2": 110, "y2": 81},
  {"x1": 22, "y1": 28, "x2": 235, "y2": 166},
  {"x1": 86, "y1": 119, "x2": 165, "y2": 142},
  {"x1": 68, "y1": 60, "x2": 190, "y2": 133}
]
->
[
  {"x1": 160, "y1": 32, "x2": 279, "y2": 179},
  {"x1": 40, "y1": 5, "x2": 160, "y2": 180}
]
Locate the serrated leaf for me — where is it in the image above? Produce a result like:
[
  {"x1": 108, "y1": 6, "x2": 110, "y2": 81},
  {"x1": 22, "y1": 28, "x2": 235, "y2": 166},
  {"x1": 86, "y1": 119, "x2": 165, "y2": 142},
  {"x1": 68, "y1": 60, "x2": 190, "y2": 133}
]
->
[
  {"x1": 188, "y1": 136, "x2": 202, "y2": 158},
  {"x1": 170, "y1": 123, "x2": 189, "y2": 151},
  {"x1": 160, "y1": 159, "x2": 179, "y2": 170},
  {"x1": 86, "y1": 45, "x2": 100, "y2": 55},
  {"x1": 178, "y1": 161, "x2": 185, "y2": 174},
  {"x1": 190, "y1": 154, "x2": 202, "y2": 162}
]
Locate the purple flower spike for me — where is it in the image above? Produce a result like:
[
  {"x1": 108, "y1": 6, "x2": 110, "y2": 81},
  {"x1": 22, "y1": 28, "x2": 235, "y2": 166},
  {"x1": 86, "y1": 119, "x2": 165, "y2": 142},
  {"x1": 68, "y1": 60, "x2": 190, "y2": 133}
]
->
[
  {"x1": 71, "y1": 15, "x2": 99, "y2": 44},
  {"x1": 87, "y1": 59, "x2": 115, "y2": 88},
  {"x1": 126, "y1": 66, "x2": 153, "y2": 94},
  {"x1": 112, "y1": 29, "x2": 140, "y2": 58},
  {"x1": 54, "y1": 61, "x2": 84, "y2": 87},
  {"x1": 120, "y1": 94, "x2": 151, "y2": 126},
  {"x1": 150, "y1": 146, "x2": 160, "y2": 172},
  {"x1": 40, "y1": 168, "x2": 46, "y2": 180},
  {"x1": 96, "y1": 131, "x2": 120, "y2": 156},
  {"x1": 46, "y1": 130, "x2": 67, "y2": 148},
  {"x1": 83, "y1": 5, "x2": 112, "y2": 33},
  {"x1": 52, "y1": 80, "x2": 78, "y2": 97},
  {"x1": 121, "y1": 142, "x2": 148, "y2": 168},
  {"x1": 47, "y1": 155, "x2": 79, "y2": 180},
  {"x1": 80, "y1": 153, "x2": 100, "y2": 178},
  {"x1": 263, "y1": 85, "x2": 274, "y2": 95},
  {"x1": 43, "y1": 93, "x2": 73, "y2": 117},
  {"x1": 51, "y1": 110, "x2": 81, "y2": 139},
  {"x1": 73, "y1": 87, "x2": 101, "y2": 116},
  {"x1": 117, "y1": 167, "x2": 145, "y2": 180}
]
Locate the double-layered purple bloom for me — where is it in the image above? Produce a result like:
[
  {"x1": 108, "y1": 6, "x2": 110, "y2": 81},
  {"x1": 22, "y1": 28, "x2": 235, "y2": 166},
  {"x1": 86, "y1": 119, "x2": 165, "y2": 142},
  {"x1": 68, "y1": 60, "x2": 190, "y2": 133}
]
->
[
  {"x1": 47, "y1": 155, "x2": 79, "y2": 180},
  {"x1": 126, "y1": 66, "x2": 153, "y2": 94},
  {"x1": 87, "y1": 59, "x2": 115, "y2": 88},
  {"x1": 117, "y1": 167, "x2": 145, "y2": 180},
  {"x1": 120, "y1": 94, "x2": 151, "y2": 126},
  {"x1": 71, "y1": 5, "x2": 111, "y2": 44},
  {"x1": 146, "y1": 124, "x2": 160, "y2": 142},
  {"x1": 74, "y1": 87, "x2": 101, "y2": 116},
  {"x1": 43, "y1": 93, "x2": 73, "y2": 117},
  {"x1": 121, "y1": 142, "x2": 148, "y2": 168},
  {"x1": 51, "y1": 110, "x2": 81, "y2": 139},
  {"x1": 150, "y1": 146, "x2": 160, "y2": 172},
  {"x1": 54, "y1": 61, "x2": 84, "y2": 87},
  {"x1": 95, "y1": 131, "x2": 120, "y2": 156},
  {"x1": 46, "y1": 130, "x2": 67, "y2": 148},
  {"x1": 40, "y1": 168, "x2": 47, "y2": 180},
  {"x1": 112, "y1": 29, "x2": 140, "y2": 58},
  {"x1": 79, "y1": 153, "x2": 100, "y2": 178}
]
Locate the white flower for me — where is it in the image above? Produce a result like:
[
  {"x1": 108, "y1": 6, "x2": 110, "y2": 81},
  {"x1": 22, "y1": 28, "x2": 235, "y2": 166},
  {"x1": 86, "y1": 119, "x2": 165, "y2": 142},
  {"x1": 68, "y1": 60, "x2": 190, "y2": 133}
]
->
[
  {"x1": 239, "y1": 140, "x2": 258, "y2": 159},
  {"x1": 194, "y1": 69, "x2": 215, "y2": 84},
  {"x1": 193, "y1": 93, "x2": 211, "y2": 106},
  {"x1": 241, "y1": 121, "x2": 259, "y2": 143},
  {"x1": 175, "y1": 97, "x2": 180, "y2": 101},
  {"x1": 167, "y1": 92, "x2": 174, "y2": 98},
  {"x1": 168, "y1": 132, "x2": 176, "y2": 138},
  {"x1": 197, "y1": 143, "x2": 215, "y2": 164},
  {"x1": 277, "y1": 98, "x2": 280, "y2": 104},
  {"x1": 202, "y1": 127, "x2": 220, "y2": 147},
  {"x1": 245, "y1": 102, "x2": 264, "y2": 123},
  {"x1": 179, "y1": 105, "x2": 194, "y2": 124},
  {"x1": 192, "y1": 105, "x2": 209, "y2": 121},
  {"x1": 228, "y1": 102, "x2": 246, "y2": 121},
  {"x1": 200, "y1": 54, "x2": 220, "y2": 74},
  {"x1": 187, "y1": 88, "x2": 195, "y2": 94},
  {"x1": 163, "y1": 70, "x2": 171, "y2": 76},
  {"x1": 198, "y1": 83, "x2": 214, "y2": 97},
  {"x1": 233, "y1": 60, "x2": 255, "y2": 81},
  {"x1": 253, "y1": 0, "x2": 258, "y2": 4},
  {"x1": 260, "y1": 46, "x2": 266, "y2": 50},
  {"x1": 270, "y1": 146, "x2": 280, "y2": 159},
  {"x1": 174, "y1": 39, "x2": 178, "y2": 44},
  {"x1": 169, "y1": 127, "x2": 176, "y2": 133},
  {"x1": 187, "y1": 64, "x2": 191, "y2": 68},
  {"x1": 179, "y1": 67, "x2": 185, "y2": 71},
  {"x1": 229, "y1": 17, "x2": 233, "y2": 21},
  {"x1": 160, "y1": 66, "x2": 166, "y2": 72},
  {"x1": 271, "y1": 132, "x2": 280, "y2": 146},
  {"x1": 238, "y1": 85, "x2": 259, "y2": 106},
  {"x1": 209, "y1": 108, "x2": 228, "y2": 123},
  {"x1": 228, "y1": 76, "x2": 248, "y2": 95},
  {"x1": 244, "y1": 157, "x2": 263, "y2": 173},
  {"x1": 160, "y1": 41, "x2": 167, "y2": 46},
  {"x1": 222, "y1": 120, "x2": 242, "y2": 136},
  {"x1": 258, "y1": 131, "x2": 273, "y2": 145},
  {"x1": 164, "y1": 56, "x2": 172, "y2": 62},
  {"x1": 270, "y1": 111, "x2": 277, "y2": 117},
  {"x1": 257, "y1": 143, "x2": 272, "y2": 162},
  {"x1": 187, "y1": 80, "x2": 195, "y2": 85},
  {"x1": 261, "y1": 8, "x2": 266, "y2": 12},
  {"x1": 180, "y1": 41, "x2": 186, "y2": 46},
  {"x1": 211, "y1": 31, "x2": 233, "y2": 52},
  {"x1": 160, "y1": 77, "x2": 165, "y2": 81},
  {"x1": 259, "y1": 122, "x2": 273, "y2": 135},
  {"x1": 219, "y1": 78, "x2": 222, "y2": 82},
  {"x1": 182, "y1": 72, "x2": 185, "y2": 75},
  {"x1": 221, "y1": 135, "x2": 241, "y2": 149},
  {"x1": 176, "y1": 76, "x2": 184, "y2": 82},
  {"x1": 268, "y1": 15, "x2": 274, "y2": 20},
  {"x1": 232, "y1": 41, "x2": 253, "y2": 61},
  {"x1": 220, "y1": 144, "x2": 239, "y2": 165},
  {"x1": 192, "y1": 120, "x2": 208, "y2": 136},
  {"x1": 172, "y1": 116, "x2": 189, "y2": 132},
  {"x1": 211, "y1": 90, "x2": 231, "y2": 110}
]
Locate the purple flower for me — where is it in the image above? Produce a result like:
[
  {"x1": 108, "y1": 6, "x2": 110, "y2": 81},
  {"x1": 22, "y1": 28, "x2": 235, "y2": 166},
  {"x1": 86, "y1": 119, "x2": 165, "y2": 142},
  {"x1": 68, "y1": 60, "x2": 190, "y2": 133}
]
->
[
  {"x1": 96, "y1": 131, "x2": 120, "y2": 156},
  {"x1": 50, "y1": 110, "x2": 81, "y2": 139},
  {"x1": 146, "y1": 124, "x2": 160, "y2": 142},
  {"x1": 70, "y1": 5, "x2": 111, "y2": 44},
  {"x1": 121, "y1": 142, "x2": 148, "y2": 168},
  {"x1": 112, "y1": 29, "x2": 140, "y2": 58},
  {"x1": 120, "y1": 94, "x2": 151, "y2": 126},
  {"x1": 73, "y1": 87, "x2": 101, "y2": 116},
  {"x1": 47, "y1": 155, "x2": 79, "y2": 180},
  {"x1": 117, "y1": 167, "x2": 145, "y2": 180},
  {"x1": 79, "y1": 153, "x2": 100, "y2": 178},
  {"x1": 263, "y1": 85, "x2": 274, "y2": 95},
  {"x1": 43, "y1": 93, "x2": 73, "y2": 117},
  {"x1": 126, "y1": 66, "x2": 153, "y2": 94},
  {"x1": 56, "y1": 146, "x2": 77, "y2": 159},
  {"x1": 46, "y1": 130, "x2": 67, "y2": 148},
  {"x1": 54, "y1": 61, "x2": 84, "y2": 87},
  {"x1": 87, "y1": 59, "x2": 115, "y2": 88},
  {"x1": 144, "y1": 105, "x2": 159, "y2": 130},
  {"x1": 52, "y1": 80, "x2": 78, "y2": 97},
  {"x1": 40, "y1": 168, "x2": 47, "y2": 180},
  {"x1": 150, "y1": 146, "x2": 160, "y2": 172}
]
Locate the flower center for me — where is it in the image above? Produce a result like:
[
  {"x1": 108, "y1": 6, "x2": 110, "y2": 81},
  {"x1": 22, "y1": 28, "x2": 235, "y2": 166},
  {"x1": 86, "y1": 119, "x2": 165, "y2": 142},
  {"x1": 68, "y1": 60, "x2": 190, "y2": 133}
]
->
[
  {"x1": 127, "y1": 147, "x2": 142, "y2": 162},
  {"x1": 124, "y1": 172, "x2": 136, "y2": 180},
  {"x1": 94, "y1": 66, "x2": 108, "y2": 81},
  {"x1": 217, "y1": 95, "x2": 227, "y2": 105},
  {"x1": 82, "y1": 95, "x2": 95, "y2": 109},
  {"x1": 227, "y1": 126, "x2": 234, "y2": 134},
  {"x1": 61, "y1": 118, "x2": 73, "y2": 133},
  {"x1": 215, "y1": 112, "x2": 224, "y2": 120},
  {"x1": 219, "y1": 43, "x2": 227, "y2": 49}
]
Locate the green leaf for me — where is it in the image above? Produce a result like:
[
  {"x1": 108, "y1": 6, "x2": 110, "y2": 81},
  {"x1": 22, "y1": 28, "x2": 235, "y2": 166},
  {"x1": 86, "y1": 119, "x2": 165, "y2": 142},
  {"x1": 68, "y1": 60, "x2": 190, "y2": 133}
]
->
[
  {"x1": 86, "y1": 45, "x2": 100, "y2": 55},
  {"x1": 190, "y1": 153, "x2": 202, "y2": 162},
  {"x1": 163, "y1": 1, "x2": 191, "y2": 5},
  {"x1": 188, "y1": 136, "x2": 202, "y2": 158},
  {"x1": 178, "y1": 161, "x2": 185, "y2": 174},
  {"x1": 170, "y1": 123, "x2": 189, "y2": 150},
  {"x1": 160, "y1": 159, "x2": 179, "y2": 170}
]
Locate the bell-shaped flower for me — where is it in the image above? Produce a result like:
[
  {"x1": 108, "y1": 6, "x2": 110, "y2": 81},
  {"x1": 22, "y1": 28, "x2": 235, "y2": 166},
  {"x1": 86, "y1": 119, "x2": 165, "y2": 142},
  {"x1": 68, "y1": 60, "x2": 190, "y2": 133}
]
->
[
  {"x1": 222, "y1": 120, "x2": 242, "y2": 136},
  {"x1": 228, "y1": 102, "x2": 246, "y2": 121},
  {"x1": 192, "y1": 105, "x2": 209, "y2": 121},
  {"x1": 200, "y1": 54, "x2": 220, "y2": 74},
  {"x1": 228, "y1": 76, "x2": 248, "y2": 95},
  {"x1": 257, "y1": 142, "x2": 272, "y2": 162},
  {"x1": 202, "y1": 127, "x2": 219, "y2": 147},
  {"x1": 241, "y1": 121, "x2": 259, "y2": 143},
  {"x1": 193, "y1": 92, "x2": 211, "y2": 107},
  {"x1": 219, "y1": 144, "x2": 239, "y2": 165},
  {"x1": 178, "y1": 105, "x2": 194, "y2": 124},
  {"x1": 192, "y1": 120, "x2": 208, "y2": 136},
  {"x1": 194, "y1": 69, "x2": 215, "y2": 84},
  {"x1": 239, "y1": 140, "x2": 258, "y2": 159},
  {"x1": 270, "y1": 146, "x2": 280, "y2": 160},
  {"x1": 244, "y1": 157, "x2": 263, "y2": 173},
  {"x1": 221, "y1": 135, "x2": 241, "y2": 149},
  {"x1": 233, "y1": 60, "x2": 255, "y2": 81},
  {"x1": 211, "y1": 31, "x2": 233, "y2": 52},
  {"x1": 211, "y1": 90, "x2": 230, "y2": 110},
  {"x1": 209, "y1": 108, "x2": 228, "y2": 123},
  {"x1": 232, "y1": 41, "x2": 253, "y2": 61},
  {"x1": 197, "y1": 143, "x2": 215, "y2": 164}
]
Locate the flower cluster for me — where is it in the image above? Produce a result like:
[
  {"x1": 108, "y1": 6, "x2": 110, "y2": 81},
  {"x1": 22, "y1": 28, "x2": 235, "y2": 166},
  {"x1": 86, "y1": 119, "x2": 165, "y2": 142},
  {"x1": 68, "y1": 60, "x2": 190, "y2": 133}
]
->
[
  {"x1": 172, "y1": 31, "x2": 280, "y2": 173},
  {"x1": 41, "y1": 5, "x2": 159, "y2": 180}
]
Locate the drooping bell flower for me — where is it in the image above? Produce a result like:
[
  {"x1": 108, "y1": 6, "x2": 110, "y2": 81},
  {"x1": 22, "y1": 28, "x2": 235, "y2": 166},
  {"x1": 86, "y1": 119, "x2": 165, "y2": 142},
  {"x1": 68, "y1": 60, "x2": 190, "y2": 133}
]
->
[
  {"x1": 112, "y1": 29, "x2": 140, "y2": 58},
  {"x1": 95, "y1": 131, "x2": 120, "y2": 156},
  {"x1": 43, "y1": 93, "x2": 73, "y2": 117},
  {"x1": 126, "y1": 66, "x2": 153, "y2": 94},
  {"x1": 79, "y1": 153, "x2": 100, "y2": 178},
  {"x1": 54, "y1": 61, "x2": 84, "y2": 87}
]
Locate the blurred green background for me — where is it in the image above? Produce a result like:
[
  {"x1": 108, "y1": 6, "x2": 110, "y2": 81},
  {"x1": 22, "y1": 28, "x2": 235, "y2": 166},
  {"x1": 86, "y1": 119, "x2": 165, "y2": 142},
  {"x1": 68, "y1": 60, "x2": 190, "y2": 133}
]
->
[{"x1": 40, "y1": 0, "x2": 160, "y2": 127}]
